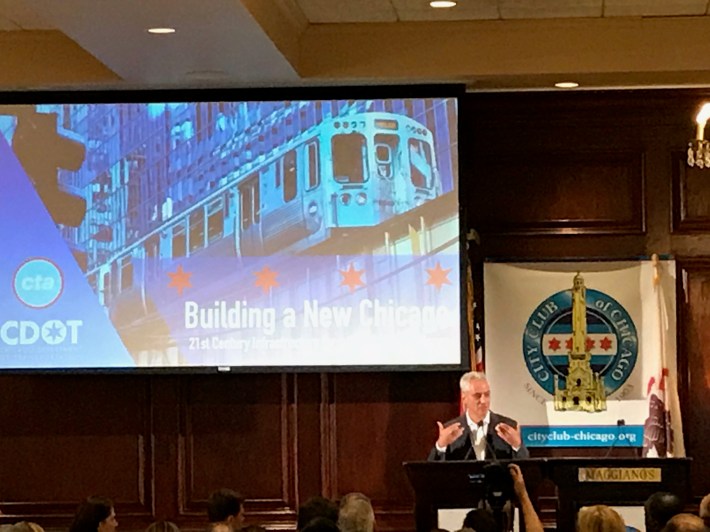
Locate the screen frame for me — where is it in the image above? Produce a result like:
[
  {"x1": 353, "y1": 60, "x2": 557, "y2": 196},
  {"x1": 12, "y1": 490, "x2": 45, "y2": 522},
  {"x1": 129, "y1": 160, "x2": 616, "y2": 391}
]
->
[{"x1": 0, "y1": 83, "x2": 470, "y2": 374}]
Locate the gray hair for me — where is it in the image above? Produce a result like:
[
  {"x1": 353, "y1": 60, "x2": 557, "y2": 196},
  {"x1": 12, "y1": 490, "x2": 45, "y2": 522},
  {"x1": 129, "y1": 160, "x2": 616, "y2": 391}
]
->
[
  {"x1": 338, "y1": 493, "x2": 374, "y2": 532},
  {"x1": 460, "y1": 371, "x2": 487, "y2": 392}
]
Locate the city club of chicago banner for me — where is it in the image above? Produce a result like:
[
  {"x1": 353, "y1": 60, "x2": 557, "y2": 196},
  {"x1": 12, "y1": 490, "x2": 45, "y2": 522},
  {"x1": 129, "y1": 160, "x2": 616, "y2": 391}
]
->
[{"x1": 484, "y1": 260, "x2": 684, "y2": 457}]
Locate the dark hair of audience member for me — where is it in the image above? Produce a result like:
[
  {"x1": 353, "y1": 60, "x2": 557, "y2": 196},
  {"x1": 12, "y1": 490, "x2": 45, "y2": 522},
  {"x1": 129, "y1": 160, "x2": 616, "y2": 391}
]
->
[
  {"x1": 645, "y1": 492, "x2": 684, "y2": 532},
  {"x1": 301, "y1": 517, "x2": 339, "y2": 532},
  {"x1": 297, "y1": 496, "x2": 339, "y2": 530},
  {"x1": 207, "y1": 489, "x2": 244, "y2": 523},
  {"x1": 69, "y1": 496, "x2": 115, "y2": 532},
  {"x1": 462, "y1": 508, "x2": 497, "y2": 532},
  {"x1": 661, "y1": 513, "x2": 710, "y2": 532},
  {"x1": 145, "y1": 521, "x2": 180, "y2": 532}
]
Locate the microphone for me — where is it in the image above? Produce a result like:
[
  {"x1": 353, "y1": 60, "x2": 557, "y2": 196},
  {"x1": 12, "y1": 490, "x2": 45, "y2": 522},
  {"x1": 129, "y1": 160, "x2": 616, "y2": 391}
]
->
[
  {"x1": 485, "y1": 431, "x2": 499, "y2": 462},
  {"x1": 464, "y1": 430, "x2": 475, "y2": 460},
  {"x1": 603, "y1": 419, "x2": 626, "y2": 458}
]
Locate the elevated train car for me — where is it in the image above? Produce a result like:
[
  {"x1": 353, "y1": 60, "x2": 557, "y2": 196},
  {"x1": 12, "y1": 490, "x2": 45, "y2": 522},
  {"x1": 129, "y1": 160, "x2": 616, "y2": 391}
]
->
[
  {"x1": 84, "y1": 111, "x2": 447, "y2": 363},
  {"x1": 239, "y1": 111, "x2": 440, "y2": 254},
  {"x1": 90, "y1": 111, "x2": 441, "y2": 308}
]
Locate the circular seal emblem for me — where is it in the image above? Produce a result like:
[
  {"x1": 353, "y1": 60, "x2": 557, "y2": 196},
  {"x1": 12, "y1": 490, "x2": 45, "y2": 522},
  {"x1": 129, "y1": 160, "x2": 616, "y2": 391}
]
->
[
  {"x1": 13, "y1": 258, "x2": 64, "y2": 309},
  {"x1": 522, "y1": 288, "x2": 638, "y2": 396}
]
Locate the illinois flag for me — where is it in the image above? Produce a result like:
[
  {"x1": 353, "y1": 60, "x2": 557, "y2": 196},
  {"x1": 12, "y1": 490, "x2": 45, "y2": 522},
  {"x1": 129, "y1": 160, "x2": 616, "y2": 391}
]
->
[
  {"x1": 642, "y1": 255, "x2": 685, "y2": 457},
  {"x1": 484, "y1": 259, "x2": 684, "y2": 453}
]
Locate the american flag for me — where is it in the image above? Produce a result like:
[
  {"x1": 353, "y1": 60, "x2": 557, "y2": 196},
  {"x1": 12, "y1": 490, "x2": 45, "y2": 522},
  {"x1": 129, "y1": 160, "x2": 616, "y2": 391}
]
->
[{"x1": 465, "y1": 230, "x2": 484, "y2": 372}]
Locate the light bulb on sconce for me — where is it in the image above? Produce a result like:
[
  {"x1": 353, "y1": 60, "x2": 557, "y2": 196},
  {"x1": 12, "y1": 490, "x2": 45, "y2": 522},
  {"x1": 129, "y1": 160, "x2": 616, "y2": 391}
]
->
[{"x1": 688, "y1": 103, "x2": 710, "y2": 168}]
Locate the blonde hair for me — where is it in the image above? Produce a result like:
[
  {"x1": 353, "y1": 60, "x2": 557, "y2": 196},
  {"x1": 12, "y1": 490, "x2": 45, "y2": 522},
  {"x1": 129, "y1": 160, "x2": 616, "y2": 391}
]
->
[
  {"x1": 338, "y1": 493, "x2": 374, "y2": 532},
  {"x1": 10, "y1": 523, "x2": 44, "y2": 532},
  {"x1": 700, "y1": 494, "x2": 710, "y2": 519},
  {"x1": 577, "y1": 505, "x2": 625, "y2": 532},
  {"x1": 460, "y1": 372, "x2": 487, "y2": 393}
]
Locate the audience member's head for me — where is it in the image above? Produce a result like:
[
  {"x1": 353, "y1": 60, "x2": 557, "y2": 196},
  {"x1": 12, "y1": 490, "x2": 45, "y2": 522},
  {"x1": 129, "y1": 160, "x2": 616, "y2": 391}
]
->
[
  {"x1": 301, "y1": 517, "x2": 339, "y2": 532},
  {"x1": 645, "y1": 492, "x2": 685, "y2": 532},
  {"x1": 69, "y1": 496, "x2": 117, "y2": 532},
  {"x1": 145, "y1": 521, "x2": 180, "y2": 532},
  {"x1": 662, "y1": 513, "x2": 710, "y2": 532},
  {"x1": 577, "y1": 505, "x2": 625, "y2": 532},
  {"x1": 207, "y1": 489, "x2": 245, "y2": 531},
  {"x1": 338, "y1": 492, "x2": 375, "y2": 532},
  {"x1": 297, "y1": 497, "x2": 338, "y2": 531},
  {"x1": 9, "y1": 522, "x2": 44, "y2": 532},
  {"x1": 700, "y1": 494, "x2": 710, "y2": 527},
  {"x1": 461, "y1": 508, "x2": 496, "y2": 532}
]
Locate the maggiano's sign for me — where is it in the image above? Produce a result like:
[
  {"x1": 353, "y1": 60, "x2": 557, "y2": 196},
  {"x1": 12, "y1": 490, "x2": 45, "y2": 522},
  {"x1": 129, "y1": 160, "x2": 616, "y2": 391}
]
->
[{"x1": 578, "y1": 467, "x2": 662, "y2": 482}]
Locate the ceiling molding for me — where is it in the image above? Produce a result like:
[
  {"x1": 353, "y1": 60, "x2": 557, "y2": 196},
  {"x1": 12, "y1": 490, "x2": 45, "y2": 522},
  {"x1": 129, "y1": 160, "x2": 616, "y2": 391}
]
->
[
  {"x1": 297, "y1": 16, "x2": 710, "y2": 88},
  {"x1": 240, "y1": 0, "x2": 309, "y2": 72},
  {"x1": 0, "y1": 30, "x2": 119, "y2": 88}
]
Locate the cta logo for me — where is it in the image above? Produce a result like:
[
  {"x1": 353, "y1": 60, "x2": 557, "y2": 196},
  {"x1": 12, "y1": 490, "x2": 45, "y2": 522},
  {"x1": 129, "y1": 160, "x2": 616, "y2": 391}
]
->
[{"x1": 13, "y1": 258, "x2": 63, "y2": 308}]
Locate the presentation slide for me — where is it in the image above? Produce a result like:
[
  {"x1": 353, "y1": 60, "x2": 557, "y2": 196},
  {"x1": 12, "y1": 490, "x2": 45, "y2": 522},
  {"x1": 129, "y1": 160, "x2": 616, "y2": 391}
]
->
[{"x1": 0, "y1": 95, "x2": 461, "y2": 369}]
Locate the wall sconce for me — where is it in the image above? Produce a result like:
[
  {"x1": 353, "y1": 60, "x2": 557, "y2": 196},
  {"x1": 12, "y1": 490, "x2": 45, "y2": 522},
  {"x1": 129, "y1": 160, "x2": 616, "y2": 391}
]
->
[{"x1": 688, "y1": 103, "x2": 710, "y2": 168}]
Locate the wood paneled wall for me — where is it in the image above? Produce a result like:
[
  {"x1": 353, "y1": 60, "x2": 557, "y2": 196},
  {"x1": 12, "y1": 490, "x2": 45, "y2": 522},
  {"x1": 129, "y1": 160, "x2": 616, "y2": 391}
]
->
[{"x1": 4, "y1": 90, "x2": 710, "y2": 531}]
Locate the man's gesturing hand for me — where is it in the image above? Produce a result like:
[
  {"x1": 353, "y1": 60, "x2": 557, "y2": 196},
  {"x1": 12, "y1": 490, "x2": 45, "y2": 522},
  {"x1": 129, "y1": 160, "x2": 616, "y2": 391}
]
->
[
  {"x1": 495, "y1": 422, "x2": 522, "y2": 449},
  {"x1": 436, "y1": 421, "x2": 464, "y2": 449}
]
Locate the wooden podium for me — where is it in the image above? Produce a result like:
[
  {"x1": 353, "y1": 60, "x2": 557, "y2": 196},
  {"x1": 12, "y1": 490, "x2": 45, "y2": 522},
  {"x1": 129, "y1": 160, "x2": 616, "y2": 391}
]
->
[{"x1": 404, "y1": 457, "x2": 691, "y2": 531}]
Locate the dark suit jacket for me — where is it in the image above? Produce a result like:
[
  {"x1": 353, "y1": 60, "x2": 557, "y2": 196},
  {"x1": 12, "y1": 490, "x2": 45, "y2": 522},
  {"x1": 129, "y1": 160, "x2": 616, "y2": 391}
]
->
[{"x1": 427, "y1": 411, "x2": 530, "y2": 461}]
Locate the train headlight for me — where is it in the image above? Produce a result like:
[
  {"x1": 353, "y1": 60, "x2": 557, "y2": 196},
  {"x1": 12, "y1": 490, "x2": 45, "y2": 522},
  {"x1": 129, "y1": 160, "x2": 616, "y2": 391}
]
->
[
  {"x1": 341, "y1": 193, "x2": 351, "y2": 205},
  {"x1": 356, "y1": 192, "x2": 367, "y2": 205},
  {"x1": 308, "y1": 201, "x2": 319, "y2": 215}
]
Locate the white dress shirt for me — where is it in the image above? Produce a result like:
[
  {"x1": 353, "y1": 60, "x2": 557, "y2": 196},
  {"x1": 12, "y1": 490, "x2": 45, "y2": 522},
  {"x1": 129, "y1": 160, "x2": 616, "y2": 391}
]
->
[
  {"x1": 467, "y1": 411, "x2": 491, "y2": 460},
  {"x1": 435, "y1": 411, "x2": 491, "y2": 457}
]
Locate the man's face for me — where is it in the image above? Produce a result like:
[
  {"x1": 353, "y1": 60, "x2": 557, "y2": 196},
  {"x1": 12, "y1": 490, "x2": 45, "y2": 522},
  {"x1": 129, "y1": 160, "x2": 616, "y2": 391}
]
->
[{"x1": 462, "y1": 378, "x2": 490, "y2": 422}]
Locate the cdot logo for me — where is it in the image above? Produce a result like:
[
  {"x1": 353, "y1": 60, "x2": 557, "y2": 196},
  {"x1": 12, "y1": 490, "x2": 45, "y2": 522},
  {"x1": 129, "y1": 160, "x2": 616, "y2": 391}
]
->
[
  {"x1": 13, "y1": 258, "x2": 64, "y2": 308},
  {"x1": 0, "y1": 319, "x2": 82, "y2": 346}
]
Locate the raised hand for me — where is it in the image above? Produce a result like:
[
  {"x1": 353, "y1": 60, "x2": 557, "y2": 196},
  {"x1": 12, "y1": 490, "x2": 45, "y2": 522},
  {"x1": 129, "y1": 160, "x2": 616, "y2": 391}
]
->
[
  {"x1": 436, "y1": 421, "x2": 464, "y2": 448},
  {"x1": 508, "y1": 463, "x2": 526, "y2": 498},
  {"x1": 495, "y1": 422, "x2": 522, "y2": 449}
]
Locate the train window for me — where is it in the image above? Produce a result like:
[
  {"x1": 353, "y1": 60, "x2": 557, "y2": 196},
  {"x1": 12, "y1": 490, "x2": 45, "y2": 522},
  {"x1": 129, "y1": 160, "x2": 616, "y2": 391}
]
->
[
  {"x1": 207, "y1": 197, "x2": 224, "y2": 243},
  {"x1": 173, "y1": 223, "x2": 187, "y2": 258},
  {"x1": 189, "y1": 209, "x2": 205, "y2": 253},
  {"x1": 145, "y1": 235, "x2": 160, "y2": 277},
  {"x1": 240, "y1": 185, "x2": 253, "y2": 230},
  {"x1": 101, "y1": 271, "x2": 111, "y2": 304},
  {"x1": 239, "y1": 175, "x2": 258, "y2": 230},
  {"x1": 374, "y1": 134, "x2": 398, "y2": 180},
  {"x1": 408, "y1": 139, "x2": 433, "y2": 188},
  {"x1": 254, "y1": 179, "x2": 261, "y2": 222},
  {"x1": 307, "y1": 141, "x2": 320, "y2": 190},
  {"x1": 332, "y1": 133, "x2": 367, "y2": 183},
  {"x1": 88, "y1": 273, "x2": 97, "y2": 293},
  {"x1": 274, "y1": 161, "x2": 281, "y2": 188},
  {"x1": 120, "y1": 256, "x2": 133, "y2": 290},
  {"x1": 145, "y1": 235, "x2": 159, "y2": 258},
  {"x1": 283, "y1": 149, "x2": 297, "y2": 202}
]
